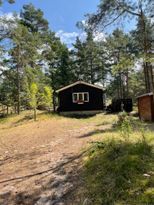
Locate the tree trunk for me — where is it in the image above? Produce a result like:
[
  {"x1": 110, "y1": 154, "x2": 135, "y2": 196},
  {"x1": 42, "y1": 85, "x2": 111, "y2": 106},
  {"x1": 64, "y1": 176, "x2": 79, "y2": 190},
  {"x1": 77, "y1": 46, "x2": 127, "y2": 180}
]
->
[
  {"x1": 143, "y1": 63, "x2": 149, "y2": 92},
  {"x1": 149, "y1": 65, "x2": 154, "y2": 93},
  {"x1": 17, "y1": 46, "x2": 21, "y2": 115},
  {"x1": 119, "y1": 73, "x2": 123, "y2": 99},
  {"x1": 140, "y1": 10, "x2": 153, "y2": 93},
  {"x1": 53, "y1": 91, "x2": 56, "y2": 112},
  {"x1": 122, "y1": 74, "x2": 125, "y2": 99},
  {"x1": 90, "y1": 56, "x2": 94, "y2": 84},
  {"x1": 6, "y1": 105, "x2": 9, "y2": 115},
  {"x1": 14, "y1": 104, "x2": 16, "y2": 114},
  {"x1": 126, "y1": 70, "x2": 129, "y2": 99},
  {"x1": 34, "y1": 108, "x2": 37, "y2": 121}
]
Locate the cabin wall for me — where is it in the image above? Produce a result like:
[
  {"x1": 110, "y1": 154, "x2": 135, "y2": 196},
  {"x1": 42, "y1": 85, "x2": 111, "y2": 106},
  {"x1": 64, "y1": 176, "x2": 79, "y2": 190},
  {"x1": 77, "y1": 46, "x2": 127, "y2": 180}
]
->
[
  {"x1": 138, "y1": 95, "x2": 154, "y2": 121},
  {"x1": 152, "y1": 96, "x2": 154, "y2": 121},
  {"x1": 58, "y1": 84, "x2": 104, "y2": 112}
]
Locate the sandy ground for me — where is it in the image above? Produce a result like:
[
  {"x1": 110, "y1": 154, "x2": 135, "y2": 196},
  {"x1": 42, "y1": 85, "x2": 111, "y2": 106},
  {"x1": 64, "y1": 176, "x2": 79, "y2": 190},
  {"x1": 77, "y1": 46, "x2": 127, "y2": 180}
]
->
[{"x1": 0, "y1": 112, "x2": 115, "y2": 205}]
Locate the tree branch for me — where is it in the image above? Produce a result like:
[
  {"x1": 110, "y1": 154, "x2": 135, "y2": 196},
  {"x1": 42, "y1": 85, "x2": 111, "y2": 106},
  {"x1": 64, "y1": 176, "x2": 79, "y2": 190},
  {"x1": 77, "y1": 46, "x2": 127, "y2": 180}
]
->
[
  {"x1": 103, "y1": 11, "x2": 125, "y2": 29},
  {"x1": 116, "y1": 0, "x2": 140, "y2": 17},
  {"x1": 124, "y1": 9, "x2": 140, "y2": 17}
]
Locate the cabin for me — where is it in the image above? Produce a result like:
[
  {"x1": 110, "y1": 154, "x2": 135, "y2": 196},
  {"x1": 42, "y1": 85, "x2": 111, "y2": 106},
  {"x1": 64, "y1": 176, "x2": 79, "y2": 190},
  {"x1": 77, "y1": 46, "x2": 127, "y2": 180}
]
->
[
  {"x1": 56, "y1": 81, "x2": 105, "y2": 114},
  {"x1": 137, "y1": 93, "x2": 154, "y2": 121}
]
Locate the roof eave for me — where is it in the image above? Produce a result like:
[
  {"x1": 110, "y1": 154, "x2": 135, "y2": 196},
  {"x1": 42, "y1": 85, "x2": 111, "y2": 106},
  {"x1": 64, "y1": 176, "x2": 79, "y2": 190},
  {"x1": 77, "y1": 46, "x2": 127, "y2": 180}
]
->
[
  {"x1": 56, "y1": 81, "x2": 105, "y2": 93},
  {"x1": 137, "y1": 92, "x2": 153, "y2": 98}
]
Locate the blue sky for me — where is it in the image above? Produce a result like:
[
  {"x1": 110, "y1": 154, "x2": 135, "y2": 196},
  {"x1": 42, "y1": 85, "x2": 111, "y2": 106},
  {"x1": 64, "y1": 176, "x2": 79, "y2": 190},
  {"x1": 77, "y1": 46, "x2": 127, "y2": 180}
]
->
[
  {"x1": 0, "y1": 0, "x2": 137, "y2": 47},
  {"x1": 1, "y1": 0, "x2": 100, "y2": 31}
]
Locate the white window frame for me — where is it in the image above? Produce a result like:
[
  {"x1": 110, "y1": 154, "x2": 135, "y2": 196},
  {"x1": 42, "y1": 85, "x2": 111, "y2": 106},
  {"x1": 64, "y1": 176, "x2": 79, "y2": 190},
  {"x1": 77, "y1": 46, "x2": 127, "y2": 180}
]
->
[{"x1": 72, "y1": 92, "x2": 89, "y2": 104}]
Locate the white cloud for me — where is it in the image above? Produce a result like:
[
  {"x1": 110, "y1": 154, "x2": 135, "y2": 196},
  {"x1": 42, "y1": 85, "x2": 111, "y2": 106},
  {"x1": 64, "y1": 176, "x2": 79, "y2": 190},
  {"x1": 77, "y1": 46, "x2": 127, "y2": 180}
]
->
[
  {"x1": 56, "y1": 30, "x2": 105, "y2": 48},
  {"x1": 0, "y1": 12, "x2": 19, "y2": 32},
  {"x1": 56, "y1": 30, "x2": 87, "y2": 47},
  {"x1": 93, "y1": 31, "x2": 106, "y2": 42},
  {"x1": 79, "y1": 19, "x2": 106, "y2": 42},
  {"x1": 0, "y1": 12, "x2": 19, "y2": 21}
]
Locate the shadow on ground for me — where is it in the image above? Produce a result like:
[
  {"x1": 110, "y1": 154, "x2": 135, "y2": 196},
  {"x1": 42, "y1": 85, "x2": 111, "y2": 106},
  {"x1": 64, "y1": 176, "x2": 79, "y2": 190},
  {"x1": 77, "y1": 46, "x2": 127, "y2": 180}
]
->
[
  {"x1": 13, "y1": 115, "x2": 34, "y2": 125},
  {"x1": 0, "y1": 151, "x2": 84, "y2": 205},
  {"x1": 59, "y1": 113, "x2": 97, "y2": 119},
  {"x1": 77, "y1": 125, "x2": 116, "y2": 138}
]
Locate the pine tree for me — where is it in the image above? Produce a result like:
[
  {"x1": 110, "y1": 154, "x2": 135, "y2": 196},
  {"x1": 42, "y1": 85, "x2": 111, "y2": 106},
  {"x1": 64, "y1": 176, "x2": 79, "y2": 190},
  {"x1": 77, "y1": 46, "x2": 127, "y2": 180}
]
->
[
  {"x1": 0, "y1": 0, "x2": 15, "y2": 6},
  {"x1": 42, "y1": 31, "x2": 74, "y2": 110},
  {"x1": 0, "y1": 69, "x2": 17, "y2": 114},
  {"x1": 104, "y1": 29, "x2": 135, "y2": 99},
  {"x1": 88, "y1": 0, "x2": 154, "y2": 93},
  {"x1": 131, "y1": 17, "x2": 154, "y2": 92},
  {"x1": 20, "y1": 3, "x2": 49, "y2": 33},
  {"x1": 72, "y1": 37, "x2": 87, "y2": 81},
  {"x1": 0, "y1": 4, "x2": 55, "y2": 114},
  {"x1": 72, "y1": 32, "x2": 106, "y2": 84},
  {"x1": 9, "y1": 23, "x2": 41, "y2": 114}
]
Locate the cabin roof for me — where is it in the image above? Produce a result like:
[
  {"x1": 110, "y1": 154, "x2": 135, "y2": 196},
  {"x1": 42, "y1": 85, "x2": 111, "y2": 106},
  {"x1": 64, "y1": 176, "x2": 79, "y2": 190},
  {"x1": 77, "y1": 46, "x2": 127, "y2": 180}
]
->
[
  {"x1": 56, "y1": 81, "x2": 104, "y2": 93},
  {"x1": 137, "y1": 92, "x2": 153, "y2": 98}
]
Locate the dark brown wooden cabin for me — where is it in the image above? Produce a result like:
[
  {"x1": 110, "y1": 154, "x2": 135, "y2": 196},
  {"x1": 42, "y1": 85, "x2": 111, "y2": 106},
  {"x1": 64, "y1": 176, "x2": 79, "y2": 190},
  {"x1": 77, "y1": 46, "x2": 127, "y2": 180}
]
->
[
  {"x1": 137, "y1": 93, "x2": 154, "y2": 121},
  {"x1": 56, "y1": 81, "x2": 105, "y2": 114}
]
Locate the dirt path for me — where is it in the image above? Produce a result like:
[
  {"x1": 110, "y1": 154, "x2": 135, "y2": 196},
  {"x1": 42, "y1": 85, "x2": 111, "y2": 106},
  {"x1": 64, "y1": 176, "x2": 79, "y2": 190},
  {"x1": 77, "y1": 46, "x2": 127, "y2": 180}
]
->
[{"x1": 0, "y1": 114, "x2": 114, "y2": 205}]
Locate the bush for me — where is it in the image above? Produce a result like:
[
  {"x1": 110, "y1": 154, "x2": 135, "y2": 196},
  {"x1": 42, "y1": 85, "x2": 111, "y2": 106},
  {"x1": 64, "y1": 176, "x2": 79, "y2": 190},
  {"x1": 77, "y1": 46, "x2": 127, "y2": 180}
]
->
[{"x1": 118, "y1": 111, "x2": 128, "y2": 125}]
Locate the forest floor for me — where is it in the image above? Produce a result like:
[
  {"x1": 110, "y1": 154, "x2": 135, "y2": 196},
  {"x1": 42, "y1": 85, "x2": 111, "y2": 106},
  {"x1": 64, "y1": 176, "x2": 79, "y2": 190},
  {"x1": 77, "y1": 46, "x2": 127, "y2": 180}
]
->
[{"x1": 0, "y1": 111, "x2": 153, "y2": 205}]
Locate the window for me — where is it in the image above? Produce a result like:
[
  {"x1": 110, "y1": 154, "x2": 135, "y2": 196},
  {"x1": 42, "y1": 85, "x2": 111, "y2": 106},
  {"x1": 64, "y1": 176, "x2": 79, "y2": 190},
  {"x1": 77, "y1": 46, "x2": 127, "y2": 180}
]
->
[
  {"x1": 73, "y1": 93, "x2": 78, "y2": 102},
  {"x1": 79, "y1": 93, "x2": 83, "y2": 101},
  {"x1": 72, "y1": 92, "x2": 89, "y2": 103},
  {"x1": 84, "y1": 93, "x2": 88, "y2": 102}
]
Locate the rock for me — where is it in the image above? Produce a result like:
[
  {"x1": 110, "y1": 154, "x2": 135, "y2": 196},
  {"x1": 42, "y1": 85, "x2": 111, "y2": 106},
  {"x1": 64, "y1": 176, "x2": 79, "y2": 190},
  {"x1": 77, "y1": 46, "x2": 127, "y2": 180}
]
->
[
  {"x1": 0, "y1": 186, "x2": 16, "y2": 203},
  {"x1": 83, "y1": 198, "x2": 92, "y2": 205},
  {"x1": 53, "y1": 182, "x2": 73, "y2": 199},
  {"x1": 35, "y1": 197, "x2": 49, "y2": 205},
  {"x1": 0, "y1": 156, "x2": 4, "y2": 160},
  {"x1": 0, "y1": 190, "x2": 11, "y2": 198},
  {"x1": 48, "y1": 199, "x2": 65, "y2": 205},
  {"x1": 143, "y1": 173, "x2": 150, "y2": 177},
  {"x1": 49, "y1": 175, "x2": 68, "y2": 189},
  {"x1": 41, "y1": 145, "x2": 46, "y2": 148}
]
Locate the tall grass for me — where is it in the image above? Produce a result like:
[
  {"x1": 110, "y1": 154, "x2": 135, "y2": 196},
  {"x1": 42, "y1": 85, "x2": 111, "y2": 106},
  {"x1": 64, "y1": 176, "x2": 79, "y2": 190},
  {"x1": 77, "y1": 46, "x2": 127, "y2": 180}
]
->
[{"x1": 82, "y1": 115, "x2": 154, "y2": 205}]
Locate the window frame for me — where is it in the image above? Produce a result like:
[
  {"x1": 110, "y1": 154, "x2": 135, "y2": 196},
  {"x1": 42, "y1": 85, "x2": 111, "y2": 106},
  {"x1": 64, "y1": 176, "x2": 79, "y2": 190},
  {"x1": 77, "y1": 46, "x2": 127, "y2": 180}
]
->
[{"x1": 72, "y1": 92, "x2": 89, "y2": 103}]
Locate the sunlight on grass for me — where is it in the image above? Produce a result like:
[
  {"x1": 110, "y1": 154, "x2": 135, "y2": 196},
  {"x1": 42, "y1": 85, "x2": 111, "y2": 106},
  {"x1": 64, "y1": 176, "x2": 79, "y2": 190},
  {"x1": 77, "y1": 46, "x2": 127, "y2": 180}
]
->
[
  {"x1": 0, "y1": 110, "x2": 62, "y2": 129},
  {"x1": 80, "y1": 113, "x2": 118, "y2": 124},
  {"x1": 83, "y1": 133, "x2": 154, "y2": 205}
]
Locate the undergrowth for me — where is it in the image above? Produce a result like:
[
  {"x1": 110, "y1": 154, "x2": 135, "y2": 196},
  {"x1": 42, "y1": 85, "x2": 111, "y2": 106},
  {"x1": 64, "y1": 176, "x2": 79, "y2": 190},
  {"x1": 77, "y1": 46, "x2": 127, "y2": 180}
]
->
[{"x1": 83, "y1": 115, "x2": 154, "y2": 205}]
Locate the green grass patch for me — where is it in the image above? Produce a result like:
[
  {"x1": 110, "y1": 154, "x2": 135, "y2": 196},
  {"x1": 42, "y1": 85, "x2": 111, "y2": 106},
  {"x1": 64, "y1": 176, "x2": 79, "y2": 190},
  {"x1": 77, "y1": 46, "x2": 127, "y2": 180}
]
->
[{"x1": 83, "y1": 136, "x2": 154, "y2": 205}]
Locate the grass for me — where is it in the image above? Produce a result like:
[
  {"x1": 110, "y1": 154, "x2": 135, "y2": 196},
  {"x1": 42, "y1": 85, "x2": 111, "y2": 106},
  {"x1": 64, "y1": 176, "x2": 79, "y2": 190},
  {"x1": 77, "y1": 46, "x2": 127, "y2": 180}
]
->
[
  {"x1": 0, "y1": 110, "x2": 117, "y2": 131},
  {"x1": 79, "y1": 113, "x2": 117, "y2": 124},
  {"x1": 81, "y1": 117, "x2": 154, "y2": 205},
  {"x1": 0, "y1": 110, "x2": 62, "y2": 129}
]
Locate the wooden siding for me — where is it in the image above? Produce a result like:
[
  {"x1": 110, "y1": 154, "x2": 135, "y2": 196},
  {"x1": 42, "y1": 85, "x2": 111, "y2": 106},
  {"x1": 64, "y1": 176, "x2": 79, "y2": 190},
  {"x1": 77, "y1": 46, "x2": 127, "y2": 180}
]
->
[
  {"x1": 57, "y1": 83, "x2": 104, "y2": 112},
  {"x1": 138, "y1": 94, "x2": 154, "y2": 121}
]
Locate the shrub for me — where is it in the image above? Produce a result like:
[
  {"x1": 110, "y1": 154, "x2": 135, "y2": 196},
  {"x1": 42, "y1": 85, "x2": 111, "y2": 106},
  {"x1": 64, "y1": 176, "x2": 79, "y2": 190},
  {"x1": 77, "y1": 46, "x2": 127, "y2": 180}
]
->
[{"x1": 118, "y1": 111, "x2": 128, "y2": 125}]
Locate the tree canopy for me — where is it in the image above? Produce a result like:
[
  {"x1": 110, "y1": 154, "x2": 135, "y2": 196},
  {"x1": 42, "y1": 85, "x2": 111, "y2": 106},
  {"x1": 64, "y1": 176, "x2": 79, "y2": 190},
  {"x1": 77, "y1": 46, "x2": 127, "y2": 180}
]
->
[{"x1": 0, "y1": 1, "x2": 153, "y2": 115}]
